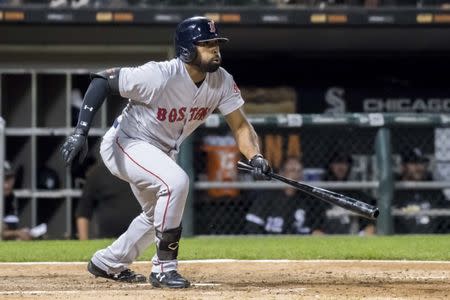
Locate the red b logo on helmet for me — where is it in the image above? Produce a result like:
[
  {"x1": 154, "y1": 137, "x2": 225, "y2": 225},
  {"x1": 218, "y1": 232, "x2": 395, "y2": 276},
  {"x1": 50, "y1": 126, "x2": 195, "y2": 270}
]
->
[{"x1": 208, "y1": 21, "x2": 216, "y2": 33}]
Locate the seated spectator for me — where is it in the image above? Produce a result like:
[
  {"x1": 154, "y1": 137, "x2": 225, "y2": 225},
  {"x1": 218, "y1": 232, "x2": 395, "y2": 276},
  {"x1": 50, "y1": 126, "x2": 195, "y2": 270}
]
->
[
  {"x1": 394, "y1": 147, "x2": 448, "y2": 234},
  {"x1": 322, "y1": 151, "x2": 376, "y2": 235},
  {"x1": 323, "y1": 151, "x2": 353, "y2": 182},
  {"x1": 2, "y1": 161, "x2": 47, "y2": 240},
  {"x1": 75, "y1": 160, "x2": 141, "y2": 240},
  {"x1": 36, "y1": 165, "x2": 62, "y2": 227},
  {"x1": 245, "y1": 156, "x2": 326, "y2": 235}
]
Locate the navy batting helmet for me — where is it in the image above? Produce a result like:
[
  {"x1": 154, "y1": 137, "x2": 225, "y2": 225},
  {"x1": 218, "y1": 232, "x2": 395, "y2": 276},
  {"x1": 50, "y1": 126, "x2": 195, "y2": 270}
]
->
[{"x1": 175, "y1": 16, "x2": 229, "y2": 63}]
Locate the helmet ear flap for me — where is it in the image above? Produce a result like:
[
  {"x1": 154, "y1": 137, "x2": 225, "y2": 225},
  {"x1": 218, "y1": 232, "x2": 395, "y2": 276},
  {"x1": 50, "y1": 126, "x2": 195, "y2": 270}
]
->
[
  {"x1": 179, "y1": 45, "x2": 197, "y2": 63},
  {"x1": 187, "y1": 45, "x2": 197, "y2": 63}
]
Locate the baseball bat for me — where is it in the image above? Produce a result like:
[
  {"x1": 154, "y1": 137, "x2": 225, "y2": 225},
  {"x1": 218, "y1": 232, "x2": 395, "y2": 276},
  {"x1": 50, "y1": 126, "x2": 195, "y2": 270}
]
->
[{"x1": 237, "y1": 161, "x2": 379, "y2": 220}]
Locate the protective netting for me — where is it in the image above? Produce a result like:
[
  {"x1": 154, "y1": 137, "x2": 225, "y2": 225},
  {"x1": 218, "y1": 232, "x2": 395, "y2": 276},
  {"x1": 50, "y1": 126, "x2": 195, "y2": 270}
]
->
[
  {"x1": 391, "y1": 127, "x2": 450, "y2": 234},
  {"x1": 192, "y1": 121, "x2": 450, "y2": 235}
]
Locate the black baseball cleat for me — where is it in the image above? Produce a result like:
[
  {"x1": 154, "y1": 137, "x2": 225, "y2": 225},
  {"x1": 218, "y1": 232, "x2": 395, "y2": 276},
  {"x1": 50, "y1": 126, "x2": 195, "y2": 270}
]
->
[
  {"x1": 87, "y1": 260, "x2": 146, "y2": 283},
  {"x1": 150, "y1": 270, "x2": 191, "y2": 288}
]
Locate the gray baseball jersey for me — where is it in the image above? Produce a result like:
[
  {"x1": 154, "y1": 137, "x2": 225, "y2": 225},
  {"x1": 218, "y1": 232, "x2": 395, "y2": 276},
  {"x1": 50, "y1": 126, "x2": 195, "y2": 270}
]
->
[
  {"x1": 119, "y1": 57, "x2": 243, "y2": 157},
  {"x1": 91, "y1": 58, "x2": 244, "y2": 274}
]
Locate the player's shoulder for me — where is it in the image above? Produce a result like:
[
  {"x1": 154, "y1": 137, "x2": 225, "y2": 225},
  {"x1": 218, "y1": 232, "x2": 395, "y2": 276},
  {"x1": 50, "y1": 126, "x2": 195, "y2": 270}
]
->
[{"x1": 140, "y1": 58, "x2": 179, "y2": 74}]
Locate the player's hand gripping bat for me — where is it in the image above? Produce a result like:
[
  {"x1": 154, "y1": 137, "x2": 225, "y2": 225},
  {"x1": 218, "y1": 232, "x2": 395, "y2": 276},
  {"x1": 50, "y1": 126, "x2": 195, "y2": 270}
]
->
[{"x1": 237, "y1": 161, "x2": 379, "y2": 220}]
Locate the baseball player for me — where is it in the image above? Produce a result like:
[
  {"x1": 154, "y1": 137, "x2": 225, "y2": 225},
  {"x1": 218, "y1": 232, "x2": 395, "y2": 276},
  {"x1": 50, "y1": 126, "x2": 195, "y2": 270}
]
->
[{"x1": 60, "y1": 16, "x2": 271, "y2": 288}]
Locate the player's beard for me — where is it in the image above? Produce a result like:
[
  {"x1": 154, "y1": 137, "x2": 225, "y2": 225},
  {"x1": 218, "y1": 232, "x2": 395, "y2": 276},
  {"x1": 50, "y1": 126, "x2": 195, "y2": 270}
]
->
[{"x1": 194, "y1": 55, "x2": 221, "y2": 73}]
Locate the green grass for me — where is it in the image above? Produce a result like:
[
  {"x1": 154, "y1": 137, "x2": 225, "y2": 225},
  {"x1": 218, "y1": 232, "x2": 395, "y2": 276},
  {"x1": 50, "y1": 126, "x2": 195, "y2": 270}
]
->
[{"x1": 0, "y1": 235, "x2": 449, "y2": 262}]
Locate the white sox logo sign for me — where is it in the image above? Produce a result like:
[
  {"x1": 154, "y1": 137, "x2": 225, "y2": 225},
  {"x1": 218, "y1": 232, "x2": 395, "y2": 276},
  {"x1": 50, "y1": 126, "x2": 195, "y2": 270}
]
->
[{"x1": 208, "y1": 21, "x2": 216, "y2": 33}]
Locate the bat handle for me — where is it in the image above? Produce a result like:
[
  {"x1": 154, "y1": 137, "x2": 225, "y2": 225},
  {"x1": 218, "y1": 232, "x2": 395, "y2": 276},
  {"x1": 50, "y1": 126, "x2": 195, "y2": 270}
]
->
[{"x1": 237, "y1": 160, "x2": 254, "y2": 172}]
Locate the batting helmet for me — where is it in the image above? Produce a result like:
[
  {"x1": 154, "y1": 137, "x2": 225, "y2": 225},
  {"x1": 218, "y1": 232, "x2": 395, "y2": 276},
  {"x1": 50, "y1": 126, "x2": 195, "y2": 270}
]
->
[{"x1": 175, "y1": 16, "x2": 229, "y2": 63}]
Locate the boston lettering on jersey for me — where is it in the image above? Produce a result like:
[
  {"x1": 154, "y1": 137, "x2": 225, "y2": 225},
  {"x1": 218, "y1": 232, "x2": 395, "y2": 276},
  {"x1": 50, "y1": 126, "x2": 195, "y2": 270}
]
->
[{"x1": 156, "y1": 107, "x2": 210, "y2": 123}]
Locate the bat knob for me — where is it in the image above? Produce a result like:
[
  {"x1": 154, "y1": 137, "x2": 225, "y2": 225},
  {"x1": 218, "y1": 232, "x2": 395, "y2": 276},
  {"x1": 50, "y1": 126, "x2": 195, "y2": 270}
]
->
[{"x1": 372, "y1": 208, "x2": 380, "y2": 219}]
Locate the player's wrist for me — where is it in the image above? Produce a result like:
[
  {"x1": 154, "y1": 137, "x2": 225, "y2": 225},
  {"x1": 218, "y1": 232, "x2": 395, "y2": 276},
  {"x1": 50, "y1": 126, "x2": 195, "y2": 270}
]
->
[{"x1": 74, "y1": 127, "x2": 88, "y2": 136}]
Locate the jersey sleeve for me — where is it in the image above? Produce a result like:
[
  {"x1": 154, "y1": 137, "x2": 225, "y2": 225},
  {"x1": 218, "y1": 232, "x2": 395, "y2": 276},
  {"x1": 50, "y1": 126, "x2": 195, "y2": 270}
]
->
[
  {"x1": 119, "y1": 62, "x2": 166, "y2": 105},
  {"x1": 217, "y1": 73, "x2": 245, "y2": 116}
]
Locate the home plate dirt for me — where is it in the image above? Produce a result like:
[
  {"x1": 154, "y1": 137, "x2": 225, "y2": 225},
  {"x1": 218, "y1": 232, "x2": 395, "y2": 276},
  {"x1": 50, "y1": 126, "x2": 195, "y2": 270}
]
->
[{"x1": 0, "y1": 260, "x2": 449, "y2": 299}]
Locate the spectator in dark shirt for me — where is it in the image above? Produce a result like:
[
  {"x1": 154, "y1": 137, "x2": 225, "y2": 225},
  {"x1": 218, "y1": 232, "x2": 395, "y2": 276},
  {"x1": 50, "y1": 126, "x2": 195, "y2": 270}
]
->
[
  {"x1": 322, "y1": 151, "x2": 376, "y2": 235},
  {"x1": 394, "y1": 147, "x2": 448, "y2": 234},
  {"x1": 75, "y1": 160, "x2": 141, "y2": 239},
  {"x1": 245, "y1": 156, "x2": 326, "y2": 235}
]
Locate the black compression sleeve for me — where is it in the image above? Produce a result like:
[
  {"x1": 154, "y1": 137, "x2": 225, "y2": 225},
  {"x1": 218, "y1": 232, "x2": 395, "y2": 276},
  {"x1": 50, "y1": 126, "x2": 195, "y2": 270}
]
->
[
  {"x1": 75, "y1": 78, "x2": 109, "y2": 135},
  {"x1": 91, "y1": 68, "x2": 121, "y2": 95}
]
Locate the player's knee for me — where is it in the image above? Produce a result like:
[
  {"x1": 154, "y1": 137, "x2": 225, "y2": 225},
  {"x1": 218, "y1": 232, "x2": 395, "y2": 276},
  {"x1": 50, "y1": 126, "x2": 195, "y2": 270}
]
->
[
  {"x1": 169, "y1": 171, "x2": 189, "y2": 196},
  {"x1": 179, "y1": 171, "x2": 190, "y2": 189}
]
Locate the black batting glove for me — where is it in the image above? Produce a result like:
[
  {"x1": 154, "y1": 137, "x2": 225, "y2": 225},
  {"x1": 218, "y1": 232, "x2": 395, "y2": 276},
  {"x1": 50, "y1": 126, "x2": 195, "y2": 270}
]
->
[
  {"x1": 60, "y1": 128, "x2": 88, "y2": 166},
  {"x1": 248, "y1": 154, "x2": 272, "y2": 181}
]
